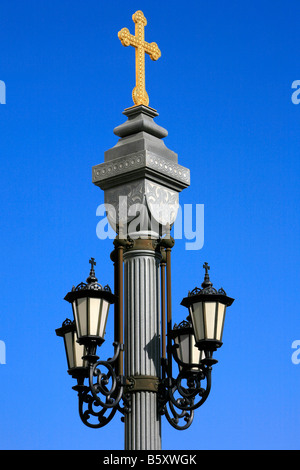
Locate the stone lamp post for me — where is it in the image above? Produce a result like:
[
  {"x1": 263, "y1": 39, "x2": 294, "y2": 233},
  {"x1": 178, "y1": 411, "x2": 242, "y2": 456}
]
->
[{"x1": 56, "y1": 10, "x2": 234, "y2": 452}]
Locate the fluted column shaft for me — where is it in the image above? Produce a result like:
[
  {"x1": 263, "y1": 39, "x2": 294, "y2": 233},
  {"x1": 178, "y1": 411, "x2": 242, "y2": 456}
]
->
[{"x1": 124, "y1": 247, "x2": 161, "y2": 450}]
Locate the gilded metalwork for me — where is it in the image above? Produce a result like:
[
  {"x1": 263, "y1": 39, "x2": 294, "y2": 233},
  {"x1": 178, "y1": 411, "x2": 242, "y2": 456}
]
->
[{"x1": 118, "y1": 10, "x2": 161, "y2": 107}]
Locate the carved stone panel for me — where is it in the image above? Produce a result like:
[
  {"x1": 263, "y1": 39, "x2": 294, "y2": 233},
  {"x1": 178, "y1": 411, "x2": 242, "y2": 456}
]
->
[{"x1": 104, "y1": 179, "x2": 179, "y2": 238}]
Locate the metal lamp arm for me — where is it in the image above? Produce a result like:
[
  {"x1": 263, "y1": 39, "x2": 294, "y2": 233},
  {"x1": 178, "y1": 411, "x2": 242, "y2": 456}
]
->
[
  {"x1": 165, "y1": 366, "x2": 211, "y2": 412},
  {"x1": 87, "y1": 342, "x2": 125, "y2": 409}
]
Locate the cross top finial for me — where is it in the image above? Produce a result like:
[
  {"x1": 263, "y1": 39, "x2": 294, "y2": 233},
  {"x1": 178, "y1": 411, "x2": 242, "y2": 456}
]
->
[
  {"x1": 89, "y1": 257, "x2": 96, "y2": 271},
  {"x1": 201, "y1": 262, "x2": 213, "y2": 289},
  {"x1": 86, "y1": 257, "x2": 97, "y2": 284},
  {"x1": 118, "y1": 10, "x2": 161, "y2": 107},
  {"x1": 203, "y1": 262, "x2": 210, "y2": 275}
]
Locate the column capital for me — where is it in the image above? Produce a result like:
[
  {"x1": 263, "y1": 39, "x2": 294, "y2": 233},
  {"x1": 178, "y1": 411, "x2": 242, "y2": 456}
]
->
[{"x1": 92, "y1": 106, "x2": 190, "y2": 239}]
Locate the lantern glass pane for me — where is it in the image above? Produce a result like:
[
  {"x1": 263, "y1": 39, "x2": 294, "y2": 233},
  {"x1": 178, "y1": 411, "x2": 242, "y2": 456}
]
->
[
  {"x1": 63, "y1": 329, "x2": 86, "y2": 369},
  {"x1": 216, "y1": 302, "x2": 226, "y2": 341},
  {"x1": 98, "y1": 299, "x2": 110, "y2": 339},
  {"x1": 72, "y1": 302, "x2": 77, "y2": 331},
  {"x1": 88, "y1": 297, "x2": 101, "y2": 336},
  {"x1": 204, "y1": 302, "x2": 217, "y2": 339},
  {"x1": 175, "y1": 331, "x2": 205, "y2": 369},
  {"x1": 75, "y1": 297, "x2": 88, "y2": 338},
  {"x1": 175, "y1": 333, "x2": 189, "y2": 364},
  {"x1": 72, "y1": 295, "x2": 111, "y2": 342},
  {"x1": 73, "y1": 337, "x2": 86, "y2": 368},
  {"x1": 190, "y1": 340, "x2": 201, "y2": 365},
  {"x1": 190, "y1": 302, "x2": 204, "y2": 343},
  {"x1": 64, "y1": 330, "x2": 75, "y2": 370},
  {"x1": 190, "y1": 336, "x2": 206, "y2": 367}
]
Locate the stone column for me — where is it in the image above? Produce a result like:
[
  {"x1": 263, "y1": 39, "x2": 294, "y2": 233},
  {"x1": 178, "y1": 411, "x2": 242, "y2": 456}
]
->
[{"x1": 92, "y1": 105, "x2": 190, "y2": 450}]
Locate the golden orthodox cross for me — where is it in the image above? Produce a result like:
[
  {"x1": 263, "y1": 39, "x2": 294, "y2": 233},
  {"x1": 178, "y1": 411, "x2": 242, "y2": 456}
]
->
[{"x1": 118, "y1": 10, "x2": 161, "y2": 107}]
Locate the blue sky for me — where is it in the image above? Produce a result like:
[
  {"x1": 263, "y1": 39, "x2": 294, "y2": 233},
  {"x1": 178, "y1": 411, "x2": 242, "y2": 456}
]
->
[{"x1": 0, "y1": 0, "x2": 299, "y2": 450}]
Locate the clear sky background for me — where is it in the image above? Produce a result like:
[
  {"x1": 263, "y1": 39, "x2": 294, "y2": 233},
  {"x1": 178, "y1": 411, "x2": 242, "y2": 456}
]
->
[{"x1": 0, "y1": 0, "x2": 299, "y2": 450}]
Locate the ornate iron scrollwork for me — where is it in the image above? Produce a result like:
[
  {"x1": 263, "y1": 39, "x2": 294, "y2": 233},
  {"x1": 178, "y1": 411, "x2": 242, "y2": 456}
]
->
[
  {"x1": 189, "y1": 286, "x2": 227, "y2": 296},
  {"x1": 158, "y1": 341, "x2": 213, "y2": 430},
  {"x1": 72, "y1": 342, "x2": 130, "y2": 429}
]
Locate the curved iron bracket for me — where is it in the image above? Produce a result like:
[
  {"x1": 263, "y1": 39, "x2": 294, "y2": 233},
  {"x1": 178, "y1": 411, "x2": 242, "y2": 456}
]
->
[
  {"x1": 73, "y1": 342, "x2": 129, "y2": 429},
  {"x1": 158, "y1": 341, "x2": 214, "y2": 430}
]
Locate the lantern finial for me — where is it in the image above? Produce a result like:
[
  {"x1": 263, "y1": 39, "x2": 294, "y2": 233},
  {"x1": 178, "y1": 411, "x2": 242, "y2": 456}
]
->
[
  {"x1": 87, "y1": 257, "x2": 98, "y2": 283},
  {"x1": 202, "y1": 262, "x2": 213, "y2": 289}
]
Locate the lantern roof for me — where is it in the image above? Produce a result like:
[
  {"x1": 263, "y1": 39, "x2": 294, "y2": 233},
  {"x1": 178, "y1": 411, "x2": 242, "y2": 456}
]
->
[
  {"x1": 64, "y1": 258, "x2": 115, "y2": 304},
  {"x1": 181, "y1": 262, "x2": 234, "y2": 307}
]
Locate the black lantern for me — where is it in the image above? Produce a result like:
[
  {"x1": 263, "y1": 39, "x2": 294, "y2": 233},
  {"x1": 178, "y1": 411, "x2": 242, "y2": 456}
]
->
[
  {"x1": 64, "y1": 258, "x2": 116, "y2": 349},
  {"x1": 56, "y1": 258, "x2": 127, "y2": 428},
  {"x1": 55, "y1": 318, "x2": 88, "y2": 380},
  {"x1": 171, "y1": 320, "x2": 205, "y2": 370},
  {"x1": 181, "y1": 263, "x2": 234, "y2": 353}
]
